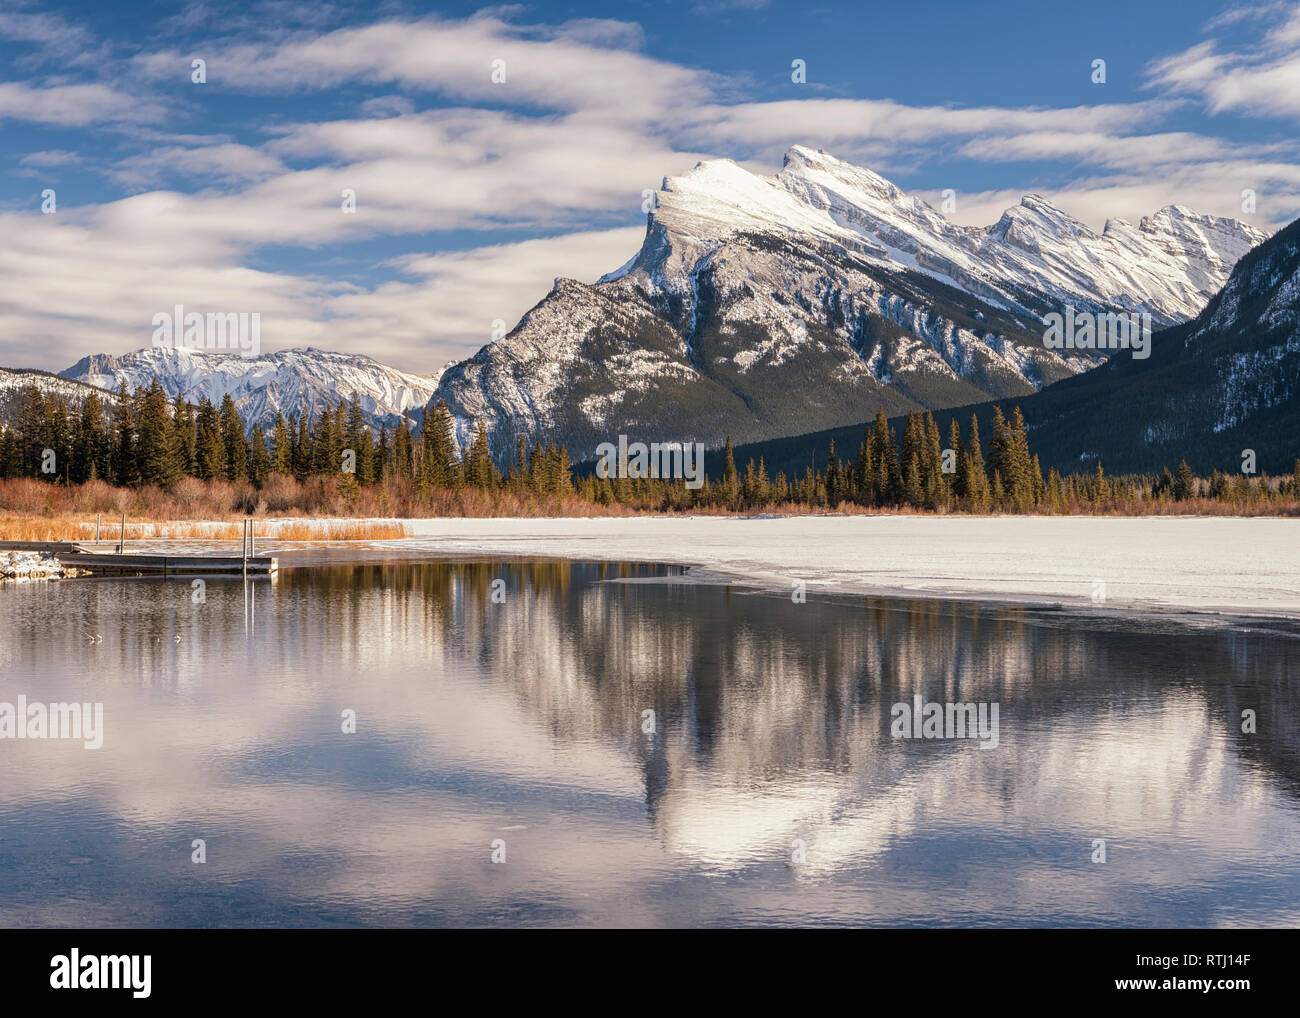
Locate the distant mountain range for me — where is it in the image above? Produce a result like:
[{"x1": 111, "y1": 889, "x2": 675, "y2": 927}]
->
[
  {"x1": 2, "y1": 148, "x2": 1282, "y2": 477},
  {"x1": 58, "y1": 347, "x2": 443, "y2": 436},
  {"x1": 719, "y1": 213, "x2": 1300, "y2": 478},
  {"x1": 429, "y1": 146, "x2": 1265, "y2": 462}
]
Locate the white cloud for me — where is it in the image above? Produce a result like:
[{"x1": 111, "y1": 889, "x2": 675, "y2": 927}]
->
[
  {"x1": 18, "y1": 149, "x2": 82, "y2": 168},
  {"x1": 111, "y1": 143, "x2": 289, "y2": 187},
  {"x1": 1147, "y1": 7, "x2": 1300, "y2": 119},
  {"x1": 321, "y1": 227, "x2": 647, "y2": 368},
  {"x1": 0, "y1": 81, "x2": 159, "y2": 126},
  {"x1": 0, "y1": 203, "x2": 643, "y2": 374},
  {"x1": 0, "y1": 7, "x2": 1297, "y2": 378},
  {"x1": 131, "y1": 14, "x2": 717, "y2": 120}
]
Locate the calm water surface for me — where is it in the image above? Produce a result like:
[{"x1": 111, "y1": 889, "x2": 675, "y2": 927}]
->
[{"x1": 2, "y1": 555, "x2": 1298, "y2": 927}]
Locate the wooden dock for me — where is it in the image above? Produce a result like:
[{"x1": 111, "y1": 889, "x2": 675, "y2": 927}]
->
[{"x1": 0, "y1": 541, "x2": 277, "y2": 576}]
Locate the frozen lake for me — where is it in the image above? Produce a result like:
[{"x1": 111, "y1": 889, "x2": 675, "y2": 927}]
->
[{"x1": 394, "y1": 515, "x2": 1300, "y2": 617}]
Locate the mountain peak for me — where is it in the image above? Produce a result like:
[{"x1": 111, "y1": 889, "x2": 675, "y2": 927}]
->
[
  {"x1": 780, "y1": 145, "x2": 845, "y2": 175},
  {"x1": 783, "y1": 143, "x2": 825, "y2": 164},
  {"x1": 1150, "y1": 204, "x2": 1197, "y2": 221},
  {"x1": 633, "y1": 147, "x2": 1262, "y2": 327},
  {"x1": 1012, "y1": 193, "x2": 1090, "y2": 232},
  {"x1": 427, "y1": 146, "x2": 1270, "y2": 467},
  {"x1": 777, "y1": 145, "x2": 902, "y2": 201}
]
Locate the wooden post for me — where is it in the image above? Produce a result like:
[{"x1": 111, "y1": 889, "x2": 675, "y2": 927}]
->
[
  {"x1": 249, "y1": 518, "x2": 254, "y2": 557},
  {"x1": 242, "y1": 519, "x2": 248, "y2": 574},
  {"x1": 95, "y1": 514, "x2": 101, "y2": 544},
  {"x1": 119, "y1": 509, "x2": 126, "y2": 553}
]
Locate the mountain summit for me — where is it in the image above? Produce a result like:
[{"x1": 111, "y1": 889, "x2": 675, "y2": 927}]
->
[
  {"x1": 636, "y1": 146, "x2": 1260, "y2": 323},
  {"x1": 431, "y1": 147, "x2": 1265, "y2": 462}
]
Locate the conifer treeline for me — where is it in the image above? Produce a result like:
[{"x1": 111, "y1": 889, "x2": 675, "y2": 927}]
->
[
  {"x1": 0, "y1": 382, "x2": 578, "y2": 499},
  {"x1": 577, "y1": 405, "x2": 1300, "y2": 512},
  {"x1": 1, "y1": 381, "x2": 1297, "y2": 514}
]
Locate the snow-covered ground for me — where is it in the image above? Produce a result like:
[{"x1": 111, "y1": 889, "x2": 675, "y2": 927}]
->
[
  {"x1": 390, "y1": 515, "x2": 1300, "y2": 618},
  {"x1": 1, "y1": 550, "x2": 71, "y2": 579}
]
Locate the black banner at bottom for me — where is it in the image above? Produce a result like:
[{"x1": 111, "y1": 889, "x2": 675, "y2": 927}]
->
[{"x1": 0, "y1": 927, "x2": 1291, "y2": 1005}]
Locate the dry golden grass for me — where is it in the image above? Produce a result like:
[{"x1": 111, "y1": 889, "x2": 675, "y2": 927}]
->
[
  {"x1": 1, "y1": 475, "x2": 1296, "y2": 531},
  {"x1": 270, "y1": 520, "x2": 409, "y2": 541},
  {"x1": 0, "y1": 516, "x2": 409, "y2": 543},
  {"x1": 0, "y1": 518, "x2": 98, "y2": 542}
]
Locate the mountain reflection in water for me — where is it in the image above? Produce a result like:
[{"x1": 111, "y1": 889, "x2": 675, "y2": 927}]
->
[{"x1": 1, "y1": 558, "x2": 1297, "y2": 928}]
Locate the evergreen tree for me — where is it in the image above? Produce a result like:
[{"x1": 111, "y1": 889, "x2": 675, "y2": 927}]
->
[
  {"x1": 137, "y1": 380, "x2": 181, "y2": 488},
  {"x1": 392, "y1": 413, "x2": 413, "y2": 483},
  {"x1": 74, "y1": 391, "x2": 109, "y2": 484},
  {"x1": 294, "y1": 412, "x2": 311, "y2": 480},
  {"x1": 1008, "y1": 407, "x2": 1036, "y2": 510},
  {"x1": 173, "y1": 396, "x2": 196, "y2": 477},
  {"x1": 989, "y1": 406, "x2": 1027, "y2": 508},
  {"x1": 195, "y1": 397, "x2": 225, "y2": 481},
  {"x1": 1047, "y1": 468, "x2": 1065, "y2": 511},
  {"x1": 923, "y1": 411, "x2": 944, "y2": 508},
  {"x1": 947, "y1": 417, "x2": 965, "y2": 500},
  {"x1": 271, "y1": 413, "x2": 292, "y2": 475},
  {"x1": 722, "y1": 436, "x2": 740, "y2": 507},
  {"x1": 328, "y1": 401, "x2": 347, "y2": 476},
  {"x1": 219, "y1": 394, "x2": 247, "y2": 481},
  {"x1": 853, "y1": 430, "x2": 874, "y2": 505},
  {"x1": 249, "y1": 422, "x2": 270, "y2": 487},
  {"x1": 511, "y1": 435, "x2": 529, "y2": 493},
  {"x1": 344, "y1": 392, "x2": 373, "y2": 484},
  {"x1": 464, "y1": 421, "x2": 496, "y2": 490},
  {"x1": 825, "y1": 440, "x2": 840, "y2": 505},
  {"x1": 313, "y1": 405, "x2": 338, "y2": 475},
  {"x1": 964, "y1": 413, "x2": 990, "y2": 510},
  {"x1": 903, "y1": 452, "x2": 924, "y2": 506},
  {"x1": 112, "y1": 385, "x2": 138, "y2": 486},
  {"x1": 424, "y1": 402, "x2": 456, "y2": 488},
  {"x1": 554, "y1": 445, "x2": 573, "y2": 495}
]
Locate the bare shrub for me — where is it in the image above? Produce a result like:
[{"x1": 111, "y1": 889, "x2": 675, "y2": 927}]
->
[{"x1": 259, "y1": 473, "x2": 301, "y2": 512}]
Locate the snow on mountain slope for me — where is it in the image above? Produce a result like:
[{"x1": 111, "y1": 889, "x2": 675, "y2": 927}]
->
[
  {"x1": 631, "y1": 146, "x2": 1264, "y2": 325},
  {"x1": 61, "y1": 347, "x2": 442, "y2": 435},
  {"x1": 0, "y1": 367, "x2": 116, "y2": 403},
  {"x1": 930, "y1": 213, "x2": 1300, "y2": 475},
  {"x1": 1187, "y1": 214, "x2": 1300, "y2": 436},
  {"x1": 0, "y1": 366, "x2": 119, "y2": 428},
  {"x1": 432, "y1": 147, "x2": 1265, "y2": 463}
]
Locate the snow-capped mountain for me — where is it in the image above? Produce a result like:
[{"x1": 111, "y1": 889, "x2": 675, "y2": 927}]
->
[
  {"x1": 60, "y1": 347, "x2": 443, "y2": 435},
  {"x1": 746, "y1": 210, "x2": 1299, "y2": 478},
  {"x1": 431, "y1": 146, "x2": 1266, "y2": 462},
  {"x1": 1004, "y1": 209, "x2": 1299, "y2": 474}
]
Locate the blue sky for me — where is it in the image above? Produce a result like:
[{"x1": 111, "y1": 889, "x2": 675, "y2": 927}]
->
[{"x1": 3, "y1": 0, "x2": 1299, "y2": 373}]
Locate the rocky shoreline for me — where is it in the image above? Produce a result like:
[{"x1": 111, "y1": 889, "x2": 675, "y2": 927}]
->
[{"x1": 0, "y1": 551, "x2": 86, "y2": 580}]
